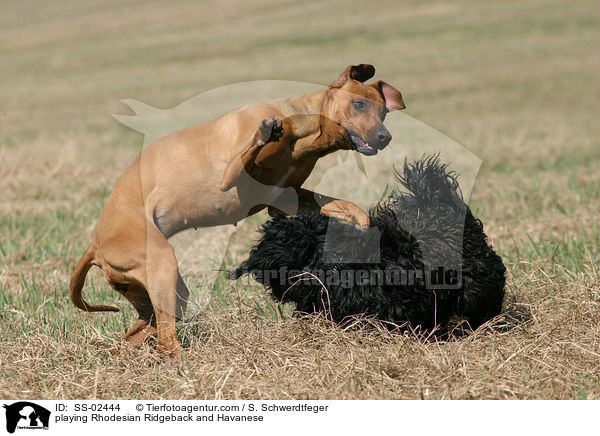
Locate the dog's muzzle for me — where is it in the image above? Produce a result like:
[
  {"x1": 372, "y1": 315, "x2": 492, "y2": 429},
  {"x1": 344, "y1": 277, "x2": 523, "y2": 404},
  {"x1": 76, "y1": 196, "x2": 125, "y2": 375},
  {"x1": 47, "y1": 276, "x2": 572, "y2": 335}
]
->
[{"x1": 347, "y1": 129, "x2": 392, "y2": 156}]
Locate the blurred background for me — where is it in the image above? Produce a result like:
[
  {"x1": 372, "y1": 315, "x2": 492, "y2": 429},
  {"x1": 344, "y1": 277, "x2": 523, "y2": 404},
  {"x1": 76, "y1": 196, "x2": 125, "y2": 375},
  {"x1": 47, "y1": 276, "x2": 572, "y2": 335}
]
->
[{"x1": 2, "y1": 0, "x2": 598, "y2": 234}]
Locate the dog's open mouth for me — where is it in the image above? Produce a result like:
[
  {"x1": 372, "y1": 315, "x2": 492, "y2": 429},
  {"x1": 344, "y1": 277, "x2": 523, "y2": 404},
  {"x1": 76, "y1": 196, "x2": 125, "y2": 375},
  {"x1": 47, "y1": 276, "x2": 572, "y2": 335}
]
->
[{"x1": 347, "y1": 131, "x2": 378, "y2": 156}]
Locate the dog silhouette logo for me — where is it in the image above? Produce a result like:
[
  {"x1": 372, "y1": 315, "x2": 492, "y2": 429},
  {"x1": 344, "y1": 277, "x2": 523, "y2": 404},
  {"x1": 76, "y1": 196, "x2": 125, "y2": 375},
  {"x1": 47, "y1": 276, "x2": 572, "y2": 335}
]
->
[{"x1": 2, "y1": 402, "x2": 50, "y2": 433}]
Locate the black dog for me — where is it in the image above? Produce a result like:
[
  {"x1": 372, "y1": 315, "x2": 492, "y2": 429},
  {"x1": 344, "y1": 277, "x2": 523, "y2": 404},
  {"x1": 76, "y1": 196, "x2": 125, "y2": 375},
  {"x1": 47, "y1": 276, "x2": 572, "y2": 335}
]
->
[{"x1": 232, "y1": 156, "x2": 506, "y2": 334}]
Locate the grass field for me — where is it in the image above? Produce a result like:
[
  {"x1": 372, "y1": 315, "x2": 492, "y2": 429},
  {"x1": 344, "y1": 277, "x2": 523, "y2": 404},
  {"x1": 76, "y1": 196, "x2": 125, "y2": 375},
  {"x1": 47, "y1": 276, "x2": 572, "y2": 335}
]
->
[{"x1": 1, "y1": 0, "x2": 599, "y2": 399}]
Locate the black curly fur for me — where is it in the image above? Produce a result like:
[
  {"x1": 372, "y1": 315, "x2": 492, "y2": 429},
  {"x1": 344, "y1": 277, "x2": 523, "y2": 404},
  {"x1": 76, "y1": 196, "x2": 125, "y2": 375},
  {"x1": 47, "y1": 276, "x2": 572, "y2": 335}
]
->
[{"x1": 232, "y1": 155, "x2": 506, "y2": 333}]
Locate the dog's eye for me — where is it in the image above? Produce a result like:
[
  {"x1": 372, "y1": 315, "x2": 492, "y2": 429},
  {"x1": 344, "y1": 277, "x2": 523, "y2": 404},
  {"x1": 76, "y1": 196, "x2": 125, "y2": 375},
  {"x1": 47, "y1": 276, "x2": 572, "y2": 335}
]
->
[{"x1": 352, "y1": 100, "x2": 367, "y2": 112}]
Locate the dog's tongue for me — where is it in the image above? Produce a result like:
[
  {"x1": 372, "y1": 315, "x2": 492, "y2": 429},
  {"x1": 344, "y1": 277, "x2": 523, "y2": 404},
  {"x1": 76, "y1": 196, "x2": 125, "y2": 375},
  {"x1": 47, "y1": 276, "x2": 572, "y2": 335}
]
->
[
  {"x1": 351, "y1": 134, "x2": 377, "y2": 155},
  {"x1": 351, "y1": 134, "x2": 366, "y2": 147}
]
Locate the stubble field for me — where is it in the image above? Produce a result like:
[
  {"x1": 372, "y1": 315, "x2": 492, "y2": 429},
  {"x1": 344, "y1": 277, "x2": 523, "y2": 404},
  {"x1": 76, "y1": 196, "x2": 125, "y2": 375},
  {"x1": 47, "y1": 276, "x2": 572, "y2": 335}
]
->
[{"x1": 1, "y1": 0, "x2": 599, "y2": 399}]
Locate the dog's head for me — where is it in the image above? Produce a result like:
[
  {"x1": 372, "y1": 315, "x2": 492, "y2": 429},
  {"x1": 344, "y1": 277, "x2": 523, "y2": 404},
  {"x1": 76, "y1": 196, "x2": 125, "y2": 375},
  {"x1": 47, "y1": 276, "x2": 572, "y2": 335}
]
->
[{"x1": 326, "y1": 64, "x2": 405, "y2": 156}]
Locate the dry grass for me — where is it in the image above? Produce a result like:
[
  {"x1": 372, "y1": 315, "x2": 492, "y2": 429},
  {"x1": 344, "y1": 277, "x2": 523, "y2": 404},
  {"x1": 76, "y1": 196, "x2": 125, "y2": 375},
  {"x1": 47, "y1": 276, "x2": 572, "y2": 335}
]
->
[
  {"x1": 2, "y1": 276, "x2": 599, "y2": 400},
  {"x1": 1, "y1": 0, "x2": 599, "y2": 399}
]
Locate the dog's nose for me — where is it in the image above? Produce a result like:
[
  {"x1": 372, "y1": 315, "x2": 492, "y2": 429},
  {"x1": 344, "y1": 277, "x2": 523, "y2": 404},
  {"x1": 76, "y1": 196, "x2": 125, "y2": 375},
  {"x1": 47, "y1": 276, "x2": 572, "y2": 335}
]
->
[{"x1": 375, "y1": 129, "x2": 392, "y2": 148}]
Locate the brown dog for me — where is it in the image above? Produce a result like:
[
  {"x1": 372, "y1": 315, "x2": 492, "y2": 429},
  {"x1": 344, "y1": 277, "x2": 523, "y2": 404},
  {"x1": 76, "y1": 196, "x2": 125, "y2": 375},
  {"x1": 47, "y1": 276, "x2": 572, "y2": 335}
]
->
[{"x1": 70, "y1": 64, "x2": 405, "y2": 355}]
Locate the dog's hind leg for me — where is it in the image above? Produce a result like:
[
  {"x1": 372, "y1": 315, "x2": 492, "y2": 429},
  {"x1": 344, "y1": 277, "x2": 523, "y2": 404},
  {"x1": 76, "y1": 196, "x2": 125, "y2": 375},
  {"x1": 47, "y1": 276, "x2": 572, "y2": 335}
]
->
[
  {"x1": 142, "y1": 224, "x2": 186, "y2": 356},
  {"x1": 118, "y1": 284, "x2": 157, "y2": 345},
  {"x1": 124, "y1": 320, "x2": 157, "y2": 344},
  {"x1": 98, "y1": 222, "x2": 188, "y2": 356}
]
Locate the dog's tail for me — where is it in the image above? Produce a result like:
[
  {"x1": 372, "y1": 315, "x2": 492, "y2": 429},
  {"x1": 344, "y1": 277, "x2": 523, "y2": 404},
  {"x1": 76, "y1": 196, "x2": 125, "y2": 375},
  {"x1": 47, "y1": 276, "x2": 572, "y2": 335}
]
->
[{"x1": 69, "y1": 245, "x2": 119, "y2": 312}]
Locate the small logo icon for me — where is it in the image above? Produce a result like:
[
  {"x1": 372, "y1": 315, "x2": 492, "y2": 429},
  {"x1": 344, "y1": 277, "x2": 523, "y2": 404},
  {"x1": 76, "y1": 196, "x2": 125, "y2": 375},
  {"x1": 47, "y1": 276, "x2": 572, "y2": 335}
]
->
[{"x1": 2, "y1": 402, "x2": 50, "y2": 434}]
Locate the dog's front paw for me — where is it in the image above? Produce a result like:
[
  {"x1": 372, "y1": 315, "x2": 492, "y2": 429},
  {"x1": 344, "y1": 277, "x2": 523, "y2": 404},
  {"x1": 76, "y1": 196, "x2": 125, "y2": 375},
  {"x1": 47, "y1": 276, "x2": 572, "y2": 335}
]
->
[
  {"x1": 337, "y1": 201, "x2": 370, "y2": 229},
  {"x1": 257, "y1": 116, "x2": 284, "y2": 146},
  {"x1": 348, "y1": 206, "x2": 370, "y2": 229},
  {"x1": 322, "y1": 199, "x2": 370, "y2": 229}
]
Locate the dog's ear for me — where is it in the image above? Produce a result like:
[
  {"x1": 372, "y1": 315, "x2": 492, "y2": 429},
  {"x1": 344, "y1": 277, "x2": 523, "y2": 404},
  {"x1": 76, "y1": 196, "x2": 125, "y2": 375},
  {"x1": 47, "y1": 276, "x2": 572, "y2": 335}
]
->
[
  {"x1": 331, "y1": 64, "x2": 376, "y2": 88},
  {"x1": 369, "y1": 81, "x2": 406, "y2": 111}
]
